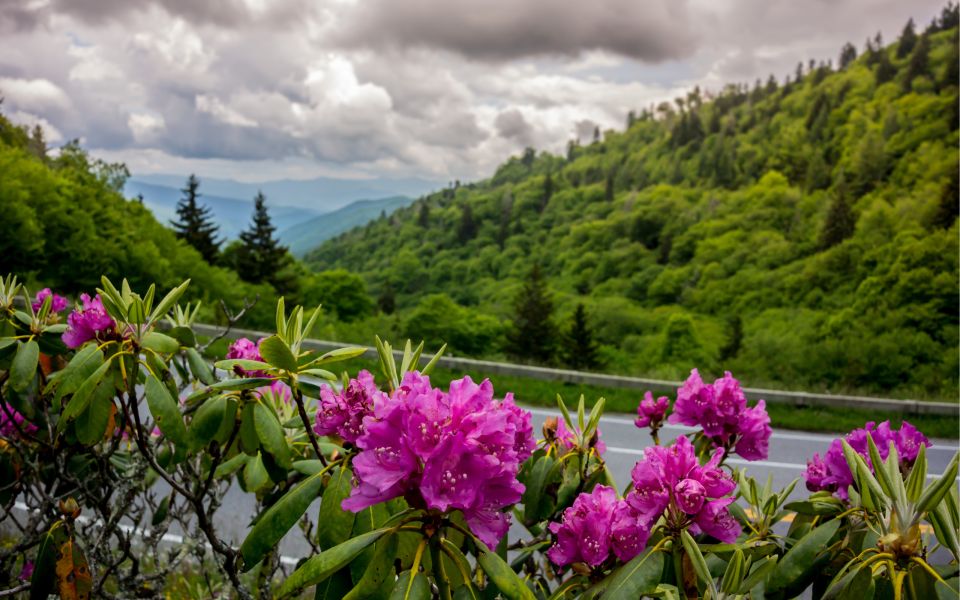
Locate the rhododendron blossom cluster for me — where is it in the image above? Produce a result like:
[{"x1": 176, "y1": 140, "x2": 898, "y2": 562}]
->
[
  {"x1": 546, "y1": 485, "x2": 649, "y2": 567},
  {"x1": 635, "y1": 391, "x2": 669, "y2": 429},
  {"x1": 32, "y1": 288, "x2": 69, "y2": 313},
  {"x1": 226, "y1": 337, "x2": 266, "y2": 376},
  {"x1": 627, "y1": 435, "x2": 741, "y2": 542},
  {"x1": 314, "y1": 370, "x2": 382, "y2": 444},
  {"x1": 62, "y1": 293, "x2": 116, "y2": 349},
  {"x1": 803, "y1": 420, "x2": 931, "y2": 499},
  {"x1": 341, "y1": 372, "x2": 535, "y2": 547},
  {"x1": 669, "y1": 369, "x2": 771, "y2": 461},
  {"x1": 0, "y1": 406, "x2": 37, "y2": 437}
]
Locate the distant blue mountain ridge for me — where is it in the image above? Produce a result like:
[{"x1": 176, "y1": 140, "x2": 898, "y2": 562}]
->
[{"x1": 124, "y1": 178, "x2": 418, "y2": 255}]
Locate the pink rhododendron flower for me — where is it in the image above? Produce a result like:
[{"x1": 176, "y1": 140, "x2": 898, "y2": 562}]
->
[
  {"x1": 547, "y1": 485, "x2": 650, "y2": 568},
  {"x1": 0, "y1": 405, "x2": 37, "y2": 437},
  {"x1": 626, "y1": 435, "x2": 741, "y2": 542},
  {"x1": 555, "y1": 417, "x2": 607, "y2": 456},
  {"x1": 342, "y1": 372, "x2": 535, "y2": 547},
  {"x1": 62, "y1": 294, "x2": 116, "y2": 349},
  {"x1": 32, "y1": 288, "x2": 69, "y2": 313},
  {"x1": 314, "y1": 370, "x2": 383, "y2": 443},
  {"x1": 225, "y1": 337, "x2": 267, "y2": 377},
  {"x1": 803, "y1": 421, "x2": 931, "y2": 500},
  {"x1": 19, "y1": 560, "x2": 34, "y2": 581},
  {"x1": 669, "y1": 369, "x2": 772, "y2": 461},
  {"x1": 635, "y1": 391, "x2": 669, "y2": 430}
]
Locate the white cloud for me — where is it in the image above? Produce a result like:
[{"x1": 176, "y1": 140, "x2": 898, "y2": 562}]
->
[
  {"x1": 9, "y1": 110, "x2": 64, "y2": 143},
  {"x1": 195, "y1": 95, "x2": 257, "y2": 128},
  {"x1": 0, "y1": 77, "x2": 69, "y2": 110},
  {"x1": 128, "y1": 111, "x2": 165, "y2": 141}
]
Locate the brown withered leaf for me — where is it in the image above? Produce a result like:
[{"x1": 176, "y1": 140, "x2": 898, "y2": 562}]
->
[{"x1": 55, "y1": 539, "x2": 92, "y2": 600}]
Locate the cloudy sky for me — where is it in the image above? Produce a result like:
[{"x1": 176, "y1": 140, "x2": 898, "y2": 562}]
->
[{"x1": 0, "y1": 0, "x2": 945, "y2": 185}]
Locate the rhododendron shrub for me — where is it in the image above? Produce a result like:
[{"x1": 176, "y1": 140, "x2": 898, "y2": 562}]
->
[{"x1": 1, "y1": 272, "x2": 958, "y2": 600}]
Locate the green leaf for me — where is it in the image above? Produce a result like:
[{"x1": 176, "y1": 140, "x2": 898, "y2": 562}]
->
[
  {"x1": 185, "y1": 347, "x2": 215, "y2": 385},
  {"x1": 9, "y1": 339, "x2": 39, "y2": 392},
  {"x1": 917, "y1": 452, "x2": 959, "y2": 516},
  {"x1": 766, "y1": 519, "x2": 841, "y2": 594},
  {"x1": 59, "y1": 358, "x2": 112, "y2": 431},
  {"x1": 314, "y1": 569, "x2": 354, "y2": 600},
  {"x1": 259, "y1": 335, "x2": 298, "y2": 371},
  {"x1": 185, "y1": 377, "x2": 273, "y2": 404},
  {"x1": 305, "y1": 346, "x2": 368, "y2": 368},
  {"x1": 149, "y1": 280, "x2": 190, "y2": 323},
  {"x1": 276, "y1": 529, "x2": 393, "y2": 599},
  {"x1": 214, "y1": 453, "x2": 248, "y2": 478},
  {"x1": 476, "y1": 541, "x2": 536, "y2": 600},
  {"x1": 583, "y1": 397, "x2": 606, "y2": 442},
  {"x1": 190, "y1": 395, "x2": 228, "y2": 450},
  {"x1": 556, "y1": 394, "x2": 575, "y2": 431},
  {"x1": 240, "y1": 470, "x2": 326, "y2": 570},
  {"x1": 601, "y1": 548, "x2": 665, "y2": 599},
  {"x1": 737, "y1": 556, "x2": 778, "y2": 594},
  {"x1": 521, "y1": 453, "x2": 556, "y2": 522},
  {"x1": 166, "y1": 326, "x2": 196, "y2": 348},
  {"x1": 389, "y1": 571, "x2": 431, "y2": 600},
  {"x1": 720, "y1": 549, "x2": 745, "y2": 595},
  {"x1": 930, "y1": 500, "x2": 960, "y2": 561},
  {"x1": 215, "y1": 359, "x2": 273, "y2": 373},
  {"x1": 319, "y1": 466, "x2": 357, "y2": 550},
  {"x1": 30, "y1": 529, "x2": 59, "y2": 600},
  {"x1": 145, "y1": 374, "x2": 190, "y2": 451},
  {"x1": 243, "y1": 452, "x2": 270, "y2": 491},
  {"x1": 141, "y1": 331, "x2": 181, "y2": 354},
  {"x1": 343, "y1": 533, "x2": 399, "y2": 600},
  {"x1": 906, "y1": 444, "x2": 927, "y2": 503},
  {"x1": 420, "y1": 343, "x2": 446, "y2": 376},
  {"x1": 253, "y1": 401, "x2": 292, "y2": 468},
  {"x1": 74, "y1": 379, "x2": 114, "y2": 445},
  {"x1": 680, "y1": 530, "x2": 716, "y2": 599}
]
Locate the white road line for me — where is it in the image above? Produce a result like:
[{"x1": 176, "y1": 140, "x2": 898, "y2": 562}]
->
[{"x1": 12, "y1": 501, "x2": 299, "y2": 567}]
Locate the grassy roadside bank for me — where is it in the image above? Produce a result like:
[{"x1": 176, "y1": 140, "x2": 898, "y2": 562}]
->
[{"x1": 202, "y1": 338, "x2": 959, "y2": 439}]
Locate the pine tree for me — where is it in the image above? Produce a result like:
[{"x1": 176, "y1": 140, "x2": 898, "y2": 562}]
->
[
  {"x1": 171, "y1": 174, "x2": 220, "y2": 263},
  {"x1": 417, "y1": 202, "x2": 430, "y2": 228},
  {"x1": 820, "y1": 177, "x2": 856, "y2": 249},
  {"x1": 507, "y1": 264, "x2": 556, "y2": 364},
  {"x1": 593, "y1": 126, "x2": 601, "y2": 143},
  {"x1": 377, "y1": 283, "x2": 396, "y2": 315},
  {"x1": 563, "y1": 303, "x2": 599, "y2": 370},
  {"x1": 875, "y1": 48, "x2": 897, "y2": 84},
  {"x1": 539, "y1": 173, "x2": 553, "y2": 213},
  {"x1": 839, "y1": 42, "x2": 858, "y2": 69},
  {"x1": 719, "y1": 315, "x2": 743, "y2": 361},
  {"x1": 902, "y1": 35, "x2": 931, "y2": 91},
  {"x1": 896, "y1": 18, "x2": 917, "y2": 59},
  {"x1": 932, "y1": 170, "x2": 959, "y2": 229},
  {"x1": 457, "y1": 203, "x2": 477, "y2": 243},
  {"x1": 236, "y1": 191, "x2": 287, "y2": 285}
]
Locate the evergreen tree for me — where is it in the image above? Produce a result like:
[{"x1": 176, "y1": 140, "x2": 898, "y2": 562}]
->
[
  {"x1": 563, "y1": 303, "x2": 599, "y2": 370},
  {"x1": 507, "y1": 264, "x2": 556, "y2": 364},
  {"x1": 932, "y1": 170, "x2": 959, "y2": 229},
  {"x1": 605, "y1": 173, "x2": 615, "y2": 202},
  {"x1": 839, "y1": 42, "x2": 858, "y2": 69},
  {"x1": 539, "y1": 173, "x2": 553, "y2": 213},
  {"x1": 171, "y1": 174, "x2": 220, "y2": 264},
  {"x1": 820, "y1": 177, "x2": 856, "y2": 249},
  {"x1": 417, "y1": 202, "x2": 430, "y2": 228},
  {"x1": 457, "y1": 203, "x2": 477, "y2": 243},
  {"x1": 719, "y1": 315, "x2": 743, "y2": 361},
  {"x1": 941, "y1": 32, "x2": 959, "y2": 88},
  {"x1": 593, "y1": 126, "x2": 600, "y2": 143},
  {"x1": 377, "y1": 283, "x2": 396, "y2": 315},
  {"x1": 896, "y1": 18, "x2": 917, "y2": 59},
  {"x1": 903, "y1": 34, "x2": 931, "y2": 91},
  {"x1": 875, "y1": 48, "x2": 897, "y2": 84},
  {"x1": 236, "y1": 191, "x2": 287, "y2": 286}
]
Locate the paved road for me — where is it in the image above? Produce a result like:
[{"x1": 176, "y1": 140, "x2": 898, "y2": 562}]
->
[{"x1": 234, "y1": 405, "x2": 958, "y2": 560}]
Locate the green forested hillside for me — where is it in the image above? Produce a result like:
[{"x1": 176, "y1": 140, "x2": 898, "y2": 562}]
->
[
  {"x1": 0, "y1": 117, "x2": 281, "y2": 326},
  {"x1": 306, "y1": 20, "x2": 960, "y2": 399}
]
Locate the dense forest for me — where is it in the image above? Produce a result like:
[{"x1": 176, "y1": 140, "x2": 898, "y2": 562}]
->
[{"x1": 305, "y1": 12, "x2": 960, "y2": 399}]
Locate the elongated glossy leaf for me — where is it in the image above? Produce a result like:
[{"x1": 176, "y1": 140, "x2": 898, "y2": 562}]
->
[
  {"x1": 680, "y1": 530, "x2": 716, "y2": 598},
  {"x1": 190, "y1": 395, "x2": 227, "y2": 450},
  {"x1": 276, "y1": 529, "x2": 392, "y2": 599},
  {"x1": 215, "y1": 359, "x2": 273, "y2": 373},
  {"x1": 240, "y1": 470, "x2": 325, "y2": 570},
  {"x1": 141, "y1": 331, "x2": 180, "y2": 354},
  {"x1": 306, "y1": 346, "x2": 368, "y2": 367},
  {"x1": 476, "y1": 542, "x2": 536, "y2": 600},
  {"x1": 145, "y1": 374, "x2": 189, "y2": 450},
  {"x1": 253, "y1": 402, "x2": 292, "y2": 467},
  {"x1": 343, "y1": 533, "x2": 398, "y2": 600},
  {"x1": 906, "y1": 444, "x2": 927, "y2": 503},
  {"x1": 243, "y1": 452, "x2": 270, "y2": 491},
  {"x1": 766, "y1": 519, "x2": 841, "y2": 594},
  {"x1": 601, "y1": 548, "x2": 665, "y2": 599},
  {"x1": 185, "y1": 348, "x2": 215, "y2": 385},
  {"x1": 186, "y1": 377, "x2": 273, "y2": 404},
  {"x1": 150, "y1": 279, "x2": 190, "y2": 323},
  {"x1": 166, "y1": 326, "x2": 196, "y2": 348},
  {"x1": 319, "y1": 466, "x2": 357, "y2": 550},
  {"x1": 53, "y1": 345, "x2": 102, "y2": 401},
  {"x1": 259, "y1": 335, "x2": 298, "y2": 371},
  {"x1": 74, "y1": 379, "x2": 114, "y2": 445},
  {"x1": 10, "y1": 339, "x2": 39, "y2": 391},
  {"x1": 55, "y1": 539, "x2": 92, "y2": 600},
  {"x1": 314, "y1": 568, "x2": 354, "y2": 600},
  {"x1": 389, "y1": 570, "x2": 431, "y2": 600},
  {"x1": 59, "y1": 359, "x2": 112, "y2": 431},
  {"x1": 239, "y1": 402, "x2": 260, "y2": 455},
  {"x1": 214, "y1": 453, "x2": 248, "y2": 478},
  {"x1": 30, "y1": 530, "x2": 58, "y2": 600},
  {"x1": 917, "y1": 452, "x2": 960, "y2": 515},
  {"x1": 721, "y1": 549, "x2": 745, "y2": 594},
  {"x1": 521, "y1": 453, "x2": 555, "y2": 522},
  {"x1": 737, "y1": 556, "x2": 778, "y2": 594}
]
